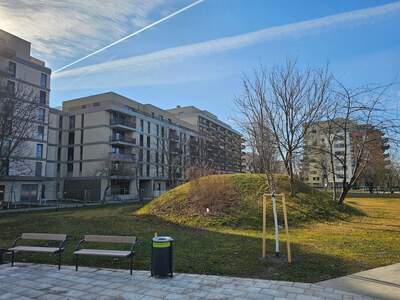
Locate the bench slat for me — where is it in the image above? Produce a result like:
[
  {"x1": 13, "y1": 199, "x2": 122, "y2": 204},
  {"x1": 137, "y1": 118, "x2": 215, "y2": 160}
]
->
[
  {"x1": 9, "y1": 246, "x2": 60, "y2": 253},
  {"x1": 21, "y1": 233, "x2": 67, "y2": 241},
  {"x1": 84, "y1": 235, "x2": 136, "y2": 244},
  {"x1": 74, "y1": 249, "x2": 132, "y2": 257}
]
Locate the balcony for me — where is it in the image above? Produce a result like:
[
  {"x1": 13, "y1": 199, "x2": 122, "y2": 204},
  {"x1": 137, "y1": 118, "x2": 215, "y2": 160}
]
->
[
  {"x1": 110, "y1": 135, "x2": 136, "y2": 146},
  {"x1": 110, "y1": 118, "x2": 136, "y2": 130},
  {"x1": 108, "y1": 152, "x2": 136, "y2": 162},
  {"x1": 110, "y1": 164, "x2": 136, "y2": 176}
]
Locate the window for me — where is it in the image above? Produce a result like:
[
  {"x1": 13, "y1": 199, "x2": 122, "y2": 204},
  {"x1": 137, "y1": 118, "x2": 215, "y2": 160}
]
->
[
  {"x1": 161, "y1": 127, "x2": 165, "y2": 138},
  {"x1": 7, "y1": 80, "x2": 15, "y2": 93},
  {"x1": 20, "y1": 184, "x2": 38, "y2": 202},
  {"x1": 147, "y1": 121, "x2": 151, "y2": 134},
  {"x1": 146, "y1": 150, "x2": 150, "y2": 163},
  {"x1": 37, "y1": 126, "x2": 44, "y2": 140},
  {"x1": 37, "y1": 108, "x2": 45, "y2": 122},
  {"x1": 69, "y1": 115, "x2": 75, "y2": 129},
  {"x1": 40, "y1": 73, "x2": 47, "y2": 88},
  {"x1": 0, "y1": 185, "x2": 5, "y2": 201},
  {"x1": 156, "y1": 125, "x2": 159, "y2": 136},
  {"x1": 41, "y1": 184, "x2": 46, "y2": 199},
  {"x1": 68, "y1": 132, "x2": 75, "y2": 145},
  {"x1": 140, "y1": 135, "x2": 143, "y2": 147},
  {"x1": 67, "y1": 163, "x2": 73, "y2": 173},
  {"x1": 39, "y1": 91, "x2": 46, "y2": 105},
  {"x1": 36, "y1": 144, "x2": 43, "y2": 158},
  {"x1": 93, "y1": 102, "x2": 100, "y2": 107},
  {"x1": 35, "y1": 162, "x2": 42, "y2": 176},
  {"x1": 147, "y1": 136, "x2": 150, "y2": 148},
  {"x1": 146, "y1": 164, "x2": 150, "y2": 177},
  {"x1": 8, "y1": 61, "x2": 16, "y2": 78},
  {"x1": 139, "y1": 149, "x2": 143, "y2": 162},
  {"x1": 140, "y1": 119, "x2": 144, "y2": 132},
  {"x1": 67, "y1": 147, "x2": 74, "y2": 161}
]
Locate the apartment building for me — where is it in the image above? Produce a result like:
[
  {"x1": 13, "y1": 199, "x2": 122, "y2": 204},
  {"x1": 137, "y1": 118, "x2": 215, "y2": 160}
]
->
[
  {"x1": 302, "y1": 119, "x2": 389, "y2": 188},
  {"x1": 0, "y1": 29, "x2": 52, "y2": 204},
  {"x1": 51, "y1": 93, "x2": 199, "y2": 201},
  {"x1": 167, "y1": 106, "x2": 243, "y2": 173},
  {"x1": 0, "y1": 30, "x2": 243, "y2": 205}
]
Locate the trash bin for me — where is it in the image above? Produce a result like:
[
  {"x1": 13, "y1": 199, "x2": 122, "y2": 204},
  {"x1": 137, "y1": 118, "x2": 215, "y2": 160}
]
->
[{"x1": 151, "y1": 236, "x2": 173, "y2": 277}]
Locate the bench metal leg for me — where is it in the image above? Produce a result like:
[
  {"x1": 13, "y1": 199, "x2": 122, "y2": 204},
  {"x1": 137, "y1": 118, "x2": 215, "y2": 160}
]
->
[
  {"x1": 75, "y1": 254, "x2": 79, "y2": 272},
  {"x1": 11, "y1": 251, "x2": 15, "y2": 267},
  {"x1": 130, "y1": 255, "x2": 133, "y2": 275},
  {"x1": 58, "y1": 252, "x2": 61, "y2": 270}
]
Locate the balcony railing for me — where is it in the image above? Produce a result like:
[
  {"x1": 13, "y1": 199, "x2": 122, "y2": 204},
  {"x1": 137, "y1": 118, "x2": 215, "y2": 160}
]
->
[
  {"x1": 110, "y1": 118, "x2": 136, "y2": 129},
  {"x1": 110, "y1": 136, "x2": 136, "y2": 144},
  {"x1": 108, "y1": 152, "x2": 136, "y2": 161}
]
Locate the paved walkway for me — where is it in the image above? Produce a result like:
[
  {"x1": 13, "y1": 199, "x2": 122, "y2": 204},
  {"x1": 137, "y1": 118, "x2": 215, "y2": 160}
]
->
[
  {"x1": 0, "y1": 263, "x2": 372, "y2": 300},
  {"x1": 319, "y1": 263, "x2": 400, "y2": 300}
]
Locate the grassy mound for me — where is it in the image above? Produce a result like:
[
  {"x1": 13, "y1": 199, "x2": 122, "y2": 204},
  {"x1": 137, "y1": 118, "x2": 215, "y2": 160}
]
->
[{"x1": 137, "y1": 174, "x2": 362, "y2": 228}]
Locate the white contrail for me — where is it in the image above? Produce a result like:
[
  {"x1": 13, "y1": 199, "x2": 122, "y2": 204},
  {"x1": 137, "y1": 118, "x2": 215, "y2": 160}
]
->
[{"x1": 54, "y1": 0, "x2": 205, "y2": 73}]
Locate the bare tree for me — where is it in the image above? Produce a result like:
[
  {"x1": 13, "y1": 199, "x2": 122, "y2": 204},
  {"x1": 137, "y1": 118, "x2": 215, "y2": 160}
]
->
[
  {"x1": 307, "y1": 80, "x2": 399, "y2": 203},
  {"x1": 0, "y1": 81, "x2": 41, "y2": 177},
  {"x1": 236, "y1": 60, "x2": 331, "y2": 194}
]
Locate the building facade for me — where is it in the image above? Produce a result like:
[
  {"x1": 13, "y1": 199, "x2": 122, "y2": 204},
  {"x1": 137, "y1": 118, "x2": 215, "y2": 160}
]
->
[
  {"x1": 0, "y1": 30, "x2": 243, "y2": 205},
  {"x1": 167, "y1": 106, "x2": 243, "y2": 173},
  {"x1": 302, "y1": 119, "x2": 389, "y2": 188},
  {"x1": 53, "y1": 93, "x2": 199, "y2": 202},
  {"x1": 0, "y1": 29, "x2": 52, "y2": 204}
]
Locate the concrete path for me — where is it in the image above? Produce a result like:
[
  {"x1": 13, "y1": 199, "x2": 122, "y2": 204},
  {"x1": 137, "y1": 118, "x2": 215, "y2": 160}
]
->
[
  {"x1": 0, "y1": 263, "x2": 371, "y2": 300},
  {"x1": 319, "y1": 263, "x2": 400, "y2": 300}
]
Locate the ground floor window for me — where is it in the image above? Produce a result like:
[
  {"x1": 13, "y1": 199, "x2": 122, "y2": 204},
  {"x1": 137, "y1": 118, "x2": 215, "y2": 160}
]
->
[
  {"x1": 0, "y1": 185, "x2": 5, "y2": 201},
  {"x1": 21, "y1": 184, "x2": 38, "y2": 202},
  {"x1": 111, "y1": 180, "x2": 129, "y2": 195}
]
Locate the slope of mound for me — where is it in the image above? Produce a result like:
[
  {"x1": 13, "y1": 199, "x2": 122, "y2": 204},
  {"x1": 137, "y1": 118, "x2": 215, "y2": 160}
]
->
[{"x1": 137, "y1": 174, "x2": 362, "y2": 228}]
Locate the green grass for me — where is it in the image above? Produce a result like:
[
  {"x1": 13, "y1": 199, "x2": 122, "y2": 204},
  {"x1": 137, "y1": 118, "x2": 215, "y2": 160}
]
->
[{"x1": 0, "y1": 195, "x2": 399, "y2": 282}]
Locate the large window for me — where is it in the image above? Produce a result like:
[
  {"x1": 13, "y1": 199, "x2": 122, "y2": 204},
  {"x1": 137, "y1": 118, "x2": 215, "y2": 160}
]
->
[
  {"x1": 20, "y1": 184, "x2": 38, "y2": 202},
  {"x1": 37, "y1": 108, "x2": 45, "y2": 122},
  {"x1": 8, "y1": 61, "x2": 16, "y2": 78},
  {"x1": 69, "y1": 115, "x2": 75, "y2": 129},
  {"x1": 36, "y1": 144, "x2": 43, "y2": 158},
  {"x1": 35, "y1": 162, "x2": 42, "y2": 176},
  {"x1": 37, "y1": 126, "x2": 44, "y2": 140},
  {"x1": 40, "y1": 73, "x2": 47, "y2": 88},
  {"x1": 39, "y1": 91, "x2": 46, "y2": 105},
  {"x1": 7, "y1": 80, "x2": 15, "y2": 93}
]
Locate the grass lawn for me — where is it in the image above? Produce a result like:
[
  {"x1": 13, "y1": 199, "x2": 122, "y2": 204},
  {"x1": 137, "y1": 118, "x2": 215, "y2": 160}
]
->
[{"x1": 0, "y1": 197, "x2": 399, "y2": 283}]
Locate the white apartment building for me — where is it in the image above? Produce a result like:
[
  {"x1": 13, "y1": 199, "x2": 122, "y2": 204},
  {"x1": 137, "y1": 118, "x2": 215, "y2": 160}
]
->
[
  {"x1": 0, "y1": 29, "x2": 52, "y2": 204},
  {"x1": 53, "y1": 93, "x2": 199, "y2": 202}
]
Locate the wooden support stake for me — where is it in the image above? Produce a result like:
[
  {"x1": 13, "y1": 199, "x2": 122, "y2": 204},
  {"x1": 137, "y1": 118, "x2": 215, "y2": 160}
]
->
[
  {"x1": 262, "y1": 194, "x2": 267, "y2": 258},
  {"x1": 281, "y1": 194, "x2": 292, "y2": 263}
]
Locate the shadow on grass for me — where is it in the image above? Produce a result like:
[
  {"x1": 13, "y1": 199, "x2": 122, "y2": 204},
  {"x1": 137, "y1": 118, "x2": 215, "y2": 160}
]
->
[{"x1": 0, "y1": 205, "x2": 363, "y2": 283}]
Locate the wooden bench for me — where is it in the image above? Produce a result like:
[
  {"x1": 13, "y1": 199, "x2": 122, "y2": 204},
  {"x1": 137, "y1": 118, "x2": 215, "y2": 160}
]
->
[
  {"x1": 74, "y1": 235, "x2": 137, "y2": 275},
  {"x1": 8, "y1": 233, "x2": 67, "y2": 269}
]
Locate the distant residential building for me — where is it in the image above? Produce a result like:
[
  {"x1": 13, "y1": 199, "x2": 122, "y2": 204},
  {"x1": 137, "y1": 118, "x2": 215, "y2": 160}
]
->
[
  {"x1": 0, "y1": 29, "x2": 52, "y2": 204},
  {"x1": 302, "y1": 119, "x2": 389, "y2": 188},
  {"x1": 167, "y1": 106, "x2": 244, "y2": 173}
]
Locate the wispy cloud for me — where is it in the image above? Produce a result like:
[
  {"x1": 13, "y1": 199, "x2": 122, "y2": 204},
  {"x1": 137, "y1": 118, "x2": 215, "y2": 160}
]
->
[
  {"x1": 0, "y1": 0, "x2": 181, "y2": 62},
  {"x1": 54, "y1": 1, "x2": 400, "y2": 85}
]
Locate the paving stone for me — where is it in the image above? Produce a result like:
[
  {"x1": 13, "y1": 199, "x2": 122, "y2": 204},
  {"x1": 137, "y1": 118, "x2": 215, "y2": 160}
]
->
[{"x1": 0, "y1": 263, "x2": 368, "y2": 300}]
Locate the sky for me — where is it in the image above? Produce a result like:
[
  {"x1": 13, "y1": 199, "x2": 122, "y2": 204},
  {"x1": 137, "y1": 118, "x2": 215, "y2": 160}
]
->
[{"x1": 0, "y1": 0, "x2": 399, "y2": 126}]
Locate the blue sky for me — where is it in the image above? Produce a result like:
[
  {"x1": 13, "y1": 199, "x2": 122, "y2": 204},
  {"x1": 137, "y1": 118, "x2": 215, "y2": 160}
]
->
[{"x1": 1, "y1": 0, "x2": 399, "y2": 125}]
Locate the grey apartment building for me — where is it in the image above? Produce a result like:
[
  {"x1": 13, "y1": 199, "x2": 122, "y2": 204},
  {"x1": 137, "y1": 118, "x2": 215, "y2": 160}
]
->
[
  {"x1": 0, "y1": 29, "x2": 52, "y2": 204},
  {"x1": 0, "y1": 29, "x2": 243, "y2": 205}
]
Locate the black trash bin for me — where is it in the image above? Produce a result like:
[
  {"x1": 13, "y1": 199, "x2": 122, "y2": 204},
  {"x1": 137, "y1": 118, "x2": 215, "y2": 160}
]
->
[{"x1": 151, "y1": 236, "x2": 173, "y2": 277}]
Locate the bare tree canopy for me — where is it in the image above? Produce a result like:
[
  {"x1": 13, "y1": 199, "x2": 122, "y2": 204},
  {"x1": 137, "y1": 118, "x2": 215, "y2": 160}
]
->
[
  {"x1": 307, "y1": 79, "x2": 400, "y2": 203},
  {"x1": 0, "y1": 82, "x2": 41, "y2": 176},
  {"x1": 236, "y1": 60, "x2": 331, "y2": 194}
]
